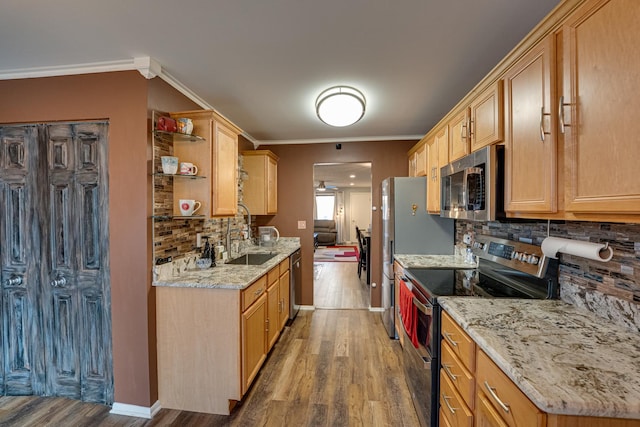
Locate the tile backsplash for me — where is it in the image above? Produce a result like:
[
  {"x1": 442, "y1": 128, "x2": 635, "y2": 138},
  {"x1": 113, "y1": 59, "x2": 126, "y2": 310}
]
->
[{"x1": 457, "y1": 219, "x2": 640, "y2": 332}]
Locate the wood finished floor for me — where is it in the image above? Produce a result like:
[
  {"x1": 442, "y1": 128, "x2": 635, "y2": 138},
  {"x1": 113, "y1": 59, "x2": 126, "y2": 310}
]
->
[
  {"x1": 313, "y1": 261, "x2": 369, "y2": 309},
  {"x1": 0, "y1": 310, "x2": 418, "y2": 426}
]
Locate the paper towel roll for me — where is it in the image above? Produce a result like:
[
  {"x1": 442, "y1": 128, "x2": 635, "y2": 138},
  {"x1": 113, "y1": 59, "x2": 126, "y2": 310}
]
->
[{"x1": 541, "y1": 237, "x2": 613, "y2": 262}]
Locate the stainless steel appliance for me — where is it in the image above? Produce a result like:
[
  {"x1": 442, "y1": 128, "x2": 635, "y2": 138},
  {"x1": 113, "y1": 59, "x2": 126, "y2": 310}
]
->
[
  {"x1": 381, "y1": 177, "x2": 454, "y2": 338},
  {"x1": 397, "y1": 235, "x2": 558, "y2": 427},
  {"x1": 440, "y1": 145, "x2": 504, "y2": 221},
  {"x1": 288, "y1": 248, "x2": 302, "y2": 322}
]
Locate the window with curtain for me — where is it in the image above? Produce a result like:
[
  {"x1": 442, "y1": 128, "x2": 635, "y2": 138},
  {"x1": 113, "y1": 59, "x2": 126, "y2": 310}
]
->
[{"x1": 315, "y1": 194, "x2": 336, "y2": 219}]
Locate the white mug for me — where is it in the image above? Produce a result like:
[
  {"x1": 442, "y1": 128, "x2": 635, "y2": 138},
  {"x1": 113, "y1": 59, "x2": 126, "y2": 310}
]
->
[
  {"x1": 161, "y1": 156, "x2": 178, "y2": 175},
  {"x1": 179, "y1": 162, "x2": 198, "y2": 175},
  {"x1": 179, "y1": 199, "x2": 202, "y2": 216}
]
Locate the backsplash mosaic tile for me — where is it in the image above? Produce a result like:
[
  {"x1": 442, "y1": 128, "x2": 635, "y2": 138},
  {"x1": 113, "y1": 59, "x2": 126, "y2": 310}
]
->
[
  {"x1": 152, "y1": 133, "x2": 249, "y2": 263},
  {"x1": 456, "y1": 219, "x2": 640, "y2": 331}
]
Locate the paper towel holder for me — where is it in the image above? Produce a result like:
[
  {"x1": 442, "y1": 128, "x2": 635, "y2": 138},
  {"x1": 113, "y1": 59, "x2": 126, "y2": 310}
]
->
[{"x1": 541, "y1": 236, "x2": 614, "y2": 262}]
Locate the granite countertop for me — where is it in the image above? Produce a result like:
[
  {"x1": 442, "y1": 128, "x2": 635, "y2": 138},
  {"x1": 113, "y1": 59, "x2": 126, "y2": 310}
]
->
[
  {"x1": 394, "y1": 254, "x2": 477, "y2": 270},
  {"x1": 439, "y1": 298, "x2": 640, "y2": 420},
  {"x1": 153, "y1": 237, "x2": 300, "y2": 290}
]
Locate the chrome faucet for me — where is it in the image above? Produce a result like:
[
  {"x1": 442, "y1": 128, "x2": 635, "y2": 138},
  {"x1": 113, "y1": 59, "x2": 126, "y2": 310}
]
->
[{"x1": 237, "y1": 202, "x2": 252, "y2": 244}]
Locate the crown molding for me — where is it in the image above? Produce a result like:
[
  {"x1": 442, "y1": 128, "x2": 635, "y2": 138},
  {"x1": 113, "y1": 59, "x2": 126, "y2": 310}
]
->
[
  {"x1": 254, "y1": 134, "x2": 422, "y2": 147},
  {"x1": 0, "y1": 58, "x2": 141, "y2": 80}
]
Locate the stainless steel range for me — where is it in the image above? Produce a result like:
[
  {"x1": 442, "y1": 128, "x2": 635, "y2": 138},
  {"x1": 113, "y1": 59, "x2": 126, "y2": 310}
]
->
[{"x1": 397, "y1": 235, "x2": 559, "y2": 427}]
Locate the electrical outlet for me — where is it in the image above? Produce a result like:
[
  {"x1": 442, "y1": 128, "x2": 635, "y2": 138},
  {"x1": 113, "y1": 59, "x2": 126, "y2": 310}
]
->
[
  {"x1": 298, "y1": 220, "x2": 306, "y2": 229},
  {"x1": 196, "y1": 233, "x2": 202, "y2": 247}
]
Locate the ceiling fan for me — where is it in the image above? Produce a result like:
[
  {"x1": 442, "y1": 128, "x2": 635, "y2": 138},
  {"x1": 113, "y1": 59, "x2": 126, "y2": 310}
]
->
[{"x1": 316, "y1": 180, "x2": 338, "y2": 192}]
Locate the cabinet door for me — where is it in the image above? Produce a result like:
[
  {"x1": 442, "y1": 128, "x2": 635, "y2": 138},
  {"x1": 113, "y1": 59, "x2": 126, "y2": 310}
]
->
[
  {"x1": 278, "y1": 270, "x2": 290, "y2": 330},
  {"x1": 266, "y1": 155, "x2": 277, "y2": 214},
  {"x1": 267, "y1": 282, "x2": 280, "y2": 350},
  {"x1": 562, "y1": 0, "x2": 640, "y2": 213},
  {"x1": 470, "y1": 80, "x2": 504, "y2": 152},
  {"x1": 212, "y1": 121, "x2": 238, "y2": 216},
  {"x1": 0, "y1": 125, "x2": 39, "y2": 396},
  {"x1": 415, "y1": 143, "x2": 427, "y2": 177},
  {"x1": 448, "y1": 108, "x2": 470, "y2": 162},
  {"x1": 476, "y1": 392, "x2": 509, "y2": 427},
  {"x1": 242, "y1": 293, "x2": 267, "y2": 394},
  {"x1": 504, "y1": 34, "x2": 557, "y2": 214},
  {"x1": 427, "y1": 125, "x2": 448, "y2": 214}
]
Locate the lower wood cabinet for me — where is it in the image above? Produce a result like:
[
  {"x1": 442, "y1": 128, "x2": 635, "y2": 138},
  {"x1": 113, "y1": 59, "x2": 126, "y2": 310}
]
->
[
  {"x1": 242, "y1": 292, "x2": 267, "y2": 393},
  {"x1": 156, "y1": 256, "x2": 293, "y2": 415},
  {"x1": 442, "y1": 310, "x2": 639, "y2": 427}
]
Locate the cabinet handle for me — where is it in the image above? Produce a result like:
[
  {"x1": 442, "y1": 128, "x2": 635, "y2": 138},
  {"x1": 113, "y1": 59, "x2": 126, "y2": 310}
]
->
[
  {"x1": 558, "y1": 95, "x2": 571, "y2": 134},
  {"x1": 265, "y1": 318, "x2": 269, "y2": 332},
  {"x1": 50, "y1": 276, "x2": 67, "y2": 287},
  {"x1": 442, "y1": 394, "x2": 457, "y2": 414},
  {"x1": 540, "y1": 107, "x2": 545, "y2": 142},
  {"x1": 442, "y1": 364, "x2": 458, "y2": 382},
  {"x1": 469, "y1": 119, "x2": 474, "y2": 137},
  {"x1": 254, "y1": 288, "x2": 264, "y2": 297},
  {"x1": 484, "y1": 380, "x2": 510, "y2": 413},
  {"x1": 5, "y1": 275, "x2": 22, "y2": 287},
  {"x1": 443, "y1": 332, "x2": 458, "y2": 347},
  {"x1": 460, "y1": 121, "x2": 466, "y2": 139}
]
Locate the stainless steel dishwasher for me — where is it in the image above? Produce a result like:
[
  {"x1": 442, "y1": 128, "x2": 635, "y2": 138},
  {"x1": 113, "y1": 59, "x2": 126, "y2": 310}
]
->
[{"x1": 288, "y1": 249, "x2": 302, "y2": 323}]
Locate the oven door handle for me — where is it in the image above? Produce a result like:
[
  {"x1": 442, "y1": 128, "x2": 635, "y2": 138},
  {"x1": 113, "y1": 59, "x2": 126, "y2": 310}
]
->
[{"x1": 412, "y1": 297, "x2": 432, "y2": 315}]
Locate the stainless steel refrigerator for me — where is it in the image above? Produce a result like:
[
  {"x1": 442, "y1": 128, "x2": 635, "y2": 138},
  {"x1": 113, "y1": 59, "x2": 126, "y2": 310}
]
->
[{"x1": 381, "y1": 177, "x2": 454, "y2": 338}]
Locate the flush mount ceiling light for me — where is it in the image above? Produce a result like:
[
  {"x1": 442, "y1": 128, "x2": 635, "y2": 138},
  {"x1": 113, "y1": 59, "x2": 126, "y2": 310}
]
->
[{"x1": 315, "y1": 86, "x2": 366, "y2": 127}]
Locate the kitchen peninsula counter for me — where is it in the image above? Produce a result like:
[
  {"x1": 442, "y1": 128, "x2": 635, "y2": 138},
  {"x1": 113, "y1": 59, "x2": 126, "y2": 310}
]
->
[
  {"x1": 394, "y1": 254, "x2": 477, "y2": 270},
  {"x1": 153, "y1": 237, "x2": 300, "y2": 290},
  {"x1": 439, "y1": 297, "x2": 640, "y2": 420}
]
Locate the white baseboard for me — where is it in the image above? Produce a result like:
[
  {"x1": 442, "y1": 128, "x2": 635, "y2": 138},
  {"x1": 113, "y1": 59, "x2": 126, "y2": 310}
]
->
[
  {"x1": 369, "y1": 306, "x2": 385, "y2": 312},
  {"x1": 110, "y1": 400, "x2": 161, "y2": 419},
  {"x1": 299, "y1": 305, "x2": 315, "y2": 311}
]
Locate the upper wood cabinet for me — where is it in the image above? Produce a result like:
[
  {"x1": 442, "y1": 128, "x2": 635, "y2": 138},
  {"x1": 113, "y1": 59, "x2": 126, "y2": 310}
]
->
[
  {"x1": 448, "y1": 108, "x2": 470, "y2": 162},
  {"x1": 470, "y1": 80, "x2": 504, "y2": 152},
  {"x1": 408, "y1": 139, "x2": 427, "y2": 177},
  {"x1": 171, "y1": 110, "x2": 241, "y2": 218},
  {"x1": 427, "y1": 125, "x2": 449, "y2": 214},
  {"x1": 449, "y1": 81, "x2": 504, "y2": 163},
  {"x1": 562, "y1": 0, "x2": 640, "y2": 214},
  {"x1": 242, "y1": 150, "x2": 278, "y2": 215},
  {"x1": 504, "y1": 34, "x2": 557, "y2": 214}
]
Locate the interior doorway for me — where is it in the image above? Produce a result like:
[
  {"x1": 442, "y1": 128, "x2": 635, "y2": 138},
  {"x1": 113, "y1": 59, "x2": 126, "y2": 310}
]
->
[{"x1": 312, "y1": 162, "x2": 371, "y2": 309}]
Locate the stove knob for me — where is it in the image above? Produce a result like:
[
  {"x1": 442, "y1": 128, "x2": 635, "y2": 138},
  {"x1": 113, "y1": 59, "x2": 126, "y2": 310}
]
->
[
  {"x1": 529, "y1": 255, "x2": 539, "y2": 265},
  {"x1": 511, "y1": 251, "x2": 519, "y2": 260},
  {"x1": 523, "y1": 253, "x2": 532, "y2": 263}
]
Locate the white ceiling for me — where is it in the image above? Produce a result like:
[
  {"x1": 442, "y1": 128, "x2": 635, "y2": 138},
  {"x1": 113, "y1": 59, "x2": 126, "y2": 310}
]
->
[{"x1": 0, "y1": 0, "x2": 561, "y2": 145}]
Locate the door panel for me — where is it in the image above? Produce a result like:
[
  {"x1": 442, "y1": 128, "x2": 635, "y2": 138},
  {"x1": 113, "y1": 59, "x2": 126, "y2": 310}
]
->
[
  {"x1": 0, "y1": 125, "x2": 39, "y2": 396},
  {"x1": 0, "y1": 121, "x2": 111, "y2": 404}
]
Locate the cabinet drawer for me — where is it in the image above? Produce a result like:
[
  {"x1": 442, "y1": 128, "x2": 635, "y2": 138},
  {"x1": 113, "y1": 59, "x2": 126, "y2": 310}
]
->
[
  {"x1": 440, "y1": 371, "x2": 473, "y2": 427},
  {"x1": 267, "y1": 266, "x2": 279, "y2": 286},
  {"x1": 476, "y1": 350, "x2": 545, "y2": 427},
  {"x1": 441, "y1": 311, "x2": 475, "y2": 372},
  {"x1": 279, "y1": 258, "x2": 289, "y2": 276},
  {"x1": 242, "y1": 275, "x2": 267, "y2": 311},
  {"x1": 441, "y1": 341, "x2": 475, "y2": 409}
]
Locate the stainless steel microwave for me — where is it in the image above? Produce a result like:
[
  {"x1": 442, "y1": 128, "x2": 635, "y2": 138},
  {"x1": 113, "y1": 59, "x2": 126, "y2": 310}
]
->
[{"x1": 440, "y1": 145, "x2": 504, "y2": 221}]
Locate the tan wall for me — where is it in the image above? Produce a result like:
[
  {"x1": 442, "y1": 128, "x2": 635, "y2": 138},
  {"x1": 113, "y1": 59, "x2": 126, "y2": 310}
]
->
[
  {"x1": 0, "y1": 71, "x2": 151, "y2": 406},
  {"x1": 260, "y1": 140, "x2": 415, "y2": 307}
]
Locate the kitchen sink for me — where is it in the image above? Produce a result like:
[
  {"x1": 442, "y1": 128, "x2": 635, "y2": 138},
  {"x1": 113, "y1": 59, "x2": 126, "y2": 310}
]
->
[{"x1": 227, "y1": 252, "x2": 277, "y2": 265}]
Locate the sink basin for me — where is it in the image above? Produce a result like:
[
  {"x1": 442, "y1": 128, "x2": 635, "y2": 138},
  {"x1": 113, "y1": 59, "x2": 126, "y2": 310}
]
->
[{"x1": 227, "y1": 252, "x2": 277, "y2": 265}]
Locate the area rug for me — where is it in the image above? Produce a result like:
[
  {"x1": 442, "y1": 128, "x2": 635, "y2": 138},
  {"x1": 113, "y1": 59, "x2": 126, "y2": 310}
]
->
[{"x1": 314, "y1": 245, "x2": 359, "y2": 262}]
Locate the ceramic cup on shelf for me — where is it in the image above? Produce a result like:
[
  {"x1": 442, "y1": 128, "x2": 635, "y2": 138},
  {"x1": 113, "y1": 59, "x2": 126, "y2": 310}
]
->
[
  {"x1": 179, "y1": 199, "x2": 201, "y2": 216},
  {"x1": 161, "y1": 156, "x2": 178, "y2": 174},
  {"x1": 176, "y1": 118, "x2": 193, "y2": 135},
  {"x1": 179, "y1": 162, "x2": 198, "y2": 175}
]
